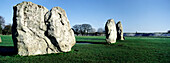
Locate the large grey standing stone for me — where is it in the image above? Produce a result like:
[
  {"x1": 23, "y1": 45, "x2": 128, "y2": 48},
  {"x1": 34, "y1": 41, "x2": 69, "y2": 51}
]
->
[
  {"x1": 105, "y1": 19, "x2": 117, "y2": 43},
  {"x1": 45, "y1": 7, "x2": 76, "y2": 52},
  {"x1": 12, "y1": 1, "x2": 76, "y2": 56},
  {"x1": 116, "y1": 21, "x2": 124, "y2": 40}
]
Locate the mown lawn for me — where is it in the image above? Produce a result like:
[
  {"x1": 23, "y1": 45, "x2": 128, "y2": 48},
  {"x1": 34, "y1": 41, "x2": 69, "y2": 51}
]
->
[
  {"x1": 0, "y1": 35, "x2": 13, "y2": 46},
  {"x1": 0, "y1": 35, "x2": 170, "y2": 63}
]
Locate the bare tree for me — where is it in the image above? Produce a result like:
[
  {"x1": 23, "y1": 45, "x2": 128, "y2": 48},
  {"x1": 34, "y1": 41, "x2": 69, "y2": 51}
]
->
[
  {"x1": 97, "y1": 28, "x2": 104, "y2": 33},
  {"x1": 72, "y1": 24, "x2": 82, "y2": 36},
  {"x1": 89, "y1": 28, "x2": 96, "y2": 33},
  {"x1": 2, "y1": 24, "x2": 12, "y2": 35},
  {"x1": 81, "y1": 24, "x2": 92, "y2": 34},
  {"x1": 0, "y1": 16, "x2": 5, "y2": 34}
]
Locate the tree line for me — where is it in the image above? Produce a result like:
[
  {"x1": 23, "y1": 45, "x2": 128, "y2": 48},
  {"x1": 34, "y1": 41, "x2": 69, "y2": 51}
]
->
[
  {"x1": 0, "y1": 16, "x2": 12, "y2": 35},
  {"x1": 72, "y1": 24, "x2": 105, "y2": 36},
  {"x1": 1, "y1": 15, "x2": 170, "y2": 35}
]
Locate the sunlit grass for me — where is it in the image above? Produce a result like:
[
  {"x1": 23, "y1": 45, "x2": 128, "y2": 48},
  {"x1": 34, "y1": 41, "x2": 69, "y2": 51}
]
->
[
  {"x1": 0, "y1": 36, "x2": 170, "y2": 63},
  {"x1": 0, "y1": 35, "x2": 13, "y2": 46},
  {"x1": 75, "y1": 36, "x2": 106, "y2": 42}
]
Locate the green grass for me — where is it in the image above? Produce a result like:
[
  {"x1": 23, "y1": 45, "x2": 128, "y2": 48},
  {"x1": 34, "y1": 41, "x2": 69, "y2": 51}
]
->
[
  {"x1": 75, "y1": 36, "x2": 106, "y2": 42},
  {"x1": 0, "y1": 35, "x2": 13, "y2": 46},
  {"x1": 0, "y1": 36, "x2": 170, "y2": 63}
]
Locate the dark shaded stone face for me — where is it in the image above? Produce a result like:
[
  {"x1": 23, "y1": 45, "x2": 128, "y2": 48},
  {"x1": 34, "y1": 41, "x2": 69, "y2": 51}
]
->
[{"x1": 116, "y1": 21, "x2": 124, "y2": 40}]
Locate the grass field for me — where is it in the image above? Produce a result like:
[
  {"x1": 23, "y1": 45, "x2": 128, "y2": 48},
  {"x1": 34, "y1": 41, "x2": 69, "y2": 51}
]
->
[
  {"x1": 0, "y1": 35, "x2": 13, "y2": 46},
  {"x1": 0, "y1": 35, "x2": 170, "y2": 63}
]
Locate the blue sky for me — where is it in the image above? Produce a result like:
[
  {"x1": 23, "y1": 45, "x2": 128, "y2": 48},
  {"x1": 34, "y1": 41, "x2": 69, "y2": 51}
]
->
[{"x1": 0, "y1": 0, "x2": 170, "y2": 33}]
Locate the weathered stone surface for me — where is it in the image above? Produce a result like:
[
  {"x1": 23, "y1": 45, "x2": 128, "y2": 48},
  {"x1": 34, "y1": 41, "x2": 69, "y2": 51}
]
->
[
  {"x1": 12, "y1": 1, "x2": 75, "y2": 56},
  {"x1": 45, "y1": 7, "x2": 76, "y2": 52},
  {"x1": 116, "y1": 21, "x2": 124, "y2": 40},
  {"x1": 105, "y1": 19, "x2": 117, "y2": 43}
]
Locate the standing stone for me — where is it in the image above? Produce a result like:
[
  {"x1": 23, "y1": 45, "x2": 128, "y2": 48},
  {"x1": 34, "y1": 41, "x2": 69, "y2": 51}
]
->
[
  {"x1": 45, "y1": 7, "x2": 76, "y2": 52},
  {"x1": 105, "y1": 19, "x2": 117, "y2": 44},
  {"x1": 12, "y1": 1, "x2": 75, "y2": 56},
  {"x1": 116, "y1": 21, "x2": 124, "y2": 40}
]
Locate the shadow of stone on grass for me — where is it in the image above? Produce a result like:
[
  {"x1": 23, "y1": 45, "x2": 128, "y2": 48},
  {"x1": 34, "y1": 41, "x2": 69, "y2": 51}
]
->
[{"x1": 0, "y1": 46, "x2": 17, "y2": 56}]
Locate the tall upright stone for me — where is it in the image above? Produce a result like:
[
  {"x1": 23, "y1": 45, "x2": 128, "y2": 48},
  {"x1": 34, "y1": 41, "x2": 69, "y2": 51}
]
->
[
  {"x1": 45, "y1": 7, "x2": 76, "y2": 52},
  {"x1": 105, "y1": 19, "x2": 117, "y2": 44},
  {"x1": 116, "y1": 21, "x2": 124, "y2": 40},
  {"x1": 12, "y1": 1, "x2": 75, "y2": 56}
]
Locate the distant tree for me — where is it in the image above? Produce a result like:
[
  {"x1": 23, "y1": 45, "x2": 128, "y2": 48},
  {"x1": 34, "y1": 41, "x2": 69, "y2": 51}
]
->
[
  {"x1": 81, "y1": 24, "x2": 92, "y2": 35},
  {"x1": 2, "y1": 24, "x2": 12, "y2": 35},
  {"x1": 168, "y1": 30, "x2": 170, "y2": 33},
  {"x1": 97, "y1": 28, "x2": 104, "y2": 33},
  {"x1": 89, "y1": 28, "x2": 96, "y2": 33},
  {"x1": 72, "y1": 24, "x2": 82, "y2": 36},
  {"x1": 0, "y1": 26, "x2": 2, "y2": 34},
  {"x1": 0, "y1": 16, "x2": 5, "y2": 34}
]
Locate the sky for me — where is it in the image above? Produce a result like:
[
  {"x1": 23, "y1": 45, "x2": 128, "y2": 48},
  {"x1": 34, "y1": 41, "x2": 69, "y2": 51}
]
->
[{"x1": 0, "y1": 0, "x2": 170, "y2": 33}]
